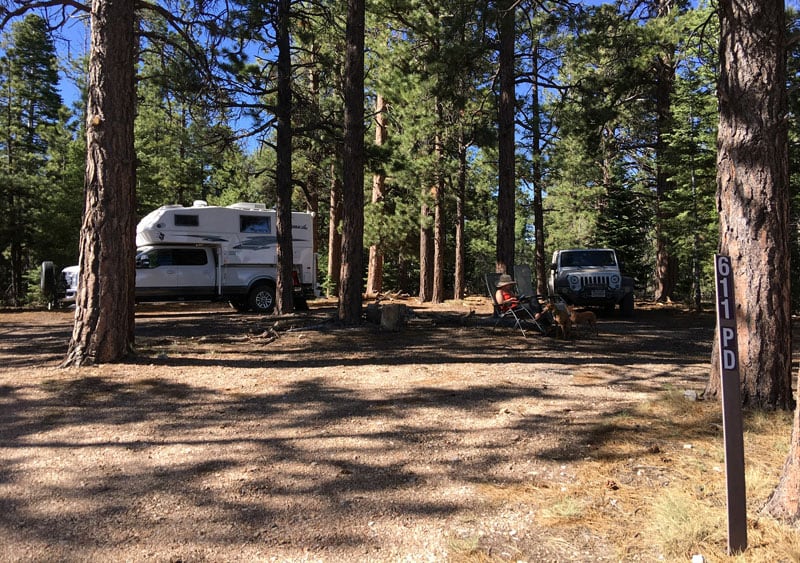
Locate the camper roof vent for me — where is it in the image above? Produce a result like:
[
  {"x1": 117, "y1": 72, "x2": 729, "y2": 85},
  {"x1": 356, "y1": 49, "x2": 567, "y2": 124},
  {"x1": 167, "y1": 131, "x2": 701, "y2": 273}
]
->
[
  {"x1": 193, "y1": 200, "x2": 208, "y2": 207},
  {"x1": 228, "y1": 202, "x2": 267, "y2": 211}
]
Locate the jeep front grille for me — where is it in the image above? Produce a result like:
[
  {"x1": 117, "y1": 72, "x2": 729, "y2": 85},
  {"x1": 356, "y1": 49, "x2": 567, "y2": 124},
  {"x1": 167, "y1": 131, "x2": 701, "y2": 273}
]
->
[{"x1": 580, "y1": 275, "x2": 610, "y2": 288}]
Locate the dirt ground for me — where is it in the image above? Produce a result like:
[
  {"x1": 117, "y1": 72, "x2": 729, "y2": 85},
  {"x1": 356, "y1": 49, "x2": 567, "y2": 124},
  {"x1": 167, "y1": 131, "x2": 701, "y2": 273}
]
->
[{"x1": 0, "y1": 298, "x2": 718, "y2": 562}]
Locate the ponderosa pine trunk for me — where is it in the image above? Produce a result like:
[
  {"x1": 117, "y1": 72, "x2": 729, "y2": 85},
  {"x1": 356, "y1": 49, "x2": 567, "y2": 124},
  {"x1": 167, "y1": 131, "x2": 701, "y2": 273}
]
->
[
  {"x1": 706, "y1": 0, "x2": 792, "y2": 410},
  {"x1": 338, "y1": 0, "x2": 365, "y2": 323},
  {"x1": 453, "y1": 129, "x2": 467, "y2": 300},
  {"x1": 653, "y1": 0, "x2": 678, "y2": 303},
  {"x1": 765, "y1": 399, "x2": 800, "y2": 521},
  {"x1": 432, "y1": 119, "x2": 445, "y2": 304},
  {"x1": 274, "y1": 0, "x2": 294, "y2": 315},
  {"x1": 327, "y1": 165, "x2": 342, "y2": 298},
  {"x1": 419, "y1": 202, "x2": 433, "y2": 301},
  {"x1": 63, "y1": 0, "x2": 136, "y2": 366},
  {"x1": 754, "y1": 0, "x2": 800, "y2": 524},
  {"x1": 528, "y1": 44, "x2": 546, "y2": 296},
  {"x1": 366, "y1": 94, "x2": 387, "y2": 297},
  {"x1": 496, "y1": 0, "x2": 515, "y2": 275}
]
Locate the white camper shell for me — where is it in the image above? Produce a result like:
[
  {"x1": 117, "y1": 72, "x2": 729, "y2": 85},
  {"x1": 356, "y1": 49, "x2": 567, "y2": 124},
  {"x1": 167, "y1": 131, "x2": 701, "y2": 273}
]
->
[
  {"x1": 137, "y1": 201, "x2": 316, "y2": 288},
  {"x1": 59, "y1": 201, "x2": 317, "y2": 314}
]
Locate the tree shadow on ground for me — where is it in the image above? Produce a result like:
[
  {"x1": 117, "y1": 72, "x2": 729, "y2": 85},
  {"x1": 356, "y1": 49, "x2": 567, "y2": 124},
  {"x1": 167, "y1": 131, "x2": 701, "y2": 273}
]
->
[{"x1": 0, "y1": 302, "x2": 723, "y2": 559}]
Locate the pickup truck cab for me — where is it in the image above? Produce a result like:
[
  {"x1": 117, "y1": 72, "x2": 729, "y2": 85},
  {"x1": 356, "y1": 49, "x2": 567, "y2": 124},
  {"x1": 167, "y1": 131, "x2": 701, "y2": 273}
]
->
[
  {"x1": 60, "y1": 244, "x2": 281, "y2": 313},
  {"x1": 135, "y1": 246, "x2": 217, "y2": 300},
  {"x1": 54, "y1": 201, "x2": 317, "y2": 314}
]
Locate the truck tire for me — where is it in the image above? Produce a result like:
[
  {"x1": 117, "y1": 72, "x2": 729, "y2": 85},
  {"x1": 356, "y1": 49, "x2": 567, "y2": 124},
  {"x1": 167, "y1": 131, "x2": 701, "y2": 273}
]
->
[
  {"x1": 248, "y1": 284, "x2": 276, "y2": 314},
  {"x1": 40, "y1": 261, "x2": 56, "y2": 308},
  {"x1": 620, "y1": 292, "x2": 634, "y2": 317}
]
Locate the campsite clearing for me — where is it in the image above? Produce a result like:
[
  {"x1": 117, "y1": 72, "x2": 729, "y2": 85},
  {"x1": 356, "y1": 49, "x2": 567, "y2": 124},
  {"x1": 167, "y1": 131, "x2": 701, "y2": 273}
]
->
[{"x1": 0, "y1": 299, "x2": 795, "y2": 562}]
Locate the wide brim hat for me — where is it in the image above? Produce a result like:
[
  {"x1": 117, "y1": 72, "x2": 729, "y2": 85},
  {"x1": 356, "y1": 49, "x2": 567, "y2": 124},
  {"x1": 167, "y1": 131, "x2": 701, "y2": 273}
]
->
[{"x1": 496, "y1": 274, "x2": 516, "y2": 288}]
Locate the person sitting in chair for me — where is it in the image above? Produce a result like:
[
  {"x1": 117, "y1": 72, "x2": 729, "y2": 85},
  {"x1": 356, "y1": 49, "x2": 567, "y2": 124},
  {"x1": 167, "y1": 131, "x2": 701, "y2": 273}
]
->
[{"x1": 495, "y1": 273, "x2": 546, "y2": 322}]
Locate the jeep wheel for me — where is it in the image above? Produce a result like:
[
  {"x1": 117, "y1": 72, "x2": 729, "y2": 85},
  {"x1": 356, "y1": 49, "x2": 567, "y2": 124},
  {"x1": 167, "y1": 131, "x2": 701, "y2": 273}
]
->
[
  {"x1": 248, "y1": 284, "x2": 276, "y2": 314},
  {"x1": 620, "y1": 293, "x2": 634, "y2": 317}
]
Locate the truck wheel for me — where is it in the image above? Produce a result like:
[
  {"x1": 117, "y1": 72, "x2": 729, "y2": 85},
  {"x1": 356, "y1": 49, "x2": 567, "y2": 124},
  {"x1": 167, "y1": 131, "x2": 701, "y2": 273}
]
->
[
  {"x1": 40, "y1": 261, "x2": 56, "y2": 308},
  {"x1": 248, "y1": 284, "x2": 276, "y2": 314},
  {"x1": 620, "y1": 293, "x2": 634, "y2": 317}
]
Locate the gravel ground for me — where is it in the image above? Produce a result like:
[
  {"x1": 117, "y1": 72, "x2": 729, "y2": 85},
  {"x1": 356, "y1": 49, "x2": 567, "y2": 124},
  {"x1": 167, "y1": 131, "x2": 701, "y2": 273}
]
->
[{"x1": 0, "y1": 299, "x2": 715, "y2": 562}]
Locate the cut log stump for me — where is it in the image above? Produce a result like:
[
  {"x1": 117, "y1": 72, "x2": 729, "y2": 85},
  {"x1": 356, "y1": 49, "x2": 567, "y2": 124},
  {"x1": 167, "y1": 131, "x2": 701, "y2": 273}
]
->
[{"x1": 381, "y1": 304, "x2": 407, "y2": 331}]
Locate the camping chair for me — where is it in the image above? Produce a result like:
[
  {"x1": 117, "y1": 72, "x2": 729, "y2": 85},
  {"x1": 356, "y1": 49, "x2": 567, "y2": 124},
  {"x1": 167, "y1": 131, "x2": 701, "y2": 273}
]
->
[
  {"x1": 485, "y1": 273, "x2": 548, "y2": 337},
  {"x1": 513, "y1": 264, "x2": 536, "y2": 299},
  {"x1": 513, "y1": 264, "x2": 555, "y2": 334}
]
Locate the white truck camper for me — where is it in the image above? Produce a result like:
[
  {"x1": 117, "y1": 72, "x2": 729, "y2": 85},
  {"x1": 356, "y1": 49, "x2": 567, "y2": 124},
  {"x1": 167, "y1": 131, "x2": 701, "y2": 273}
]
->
[{"x1": 57, "y1": 201, "x2": 317, "y2": 314}]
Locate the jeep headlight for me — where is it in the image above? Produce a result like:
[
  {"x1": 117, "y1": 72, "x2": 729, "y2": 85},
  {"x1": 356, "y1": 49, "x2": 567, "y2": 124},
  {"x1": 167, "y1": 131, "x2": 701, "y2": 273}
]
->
[
  {"x1": 610, "y1": 274, "x2": 620, "y2": 287},
  {"x1": 567, "y1": 274, "x2": 580, "y2": 290}
]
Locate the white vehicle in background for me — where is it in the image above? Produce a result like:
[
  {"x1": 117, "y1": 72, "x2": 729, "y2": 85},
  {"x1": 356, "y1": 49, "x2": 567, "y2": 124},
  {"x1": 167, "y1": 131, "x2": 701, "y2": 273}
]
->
[
  {"x1": 548, "y1": 248, "x2": 635, "y2": 316},
  {"x1": 52, "y1": 201, "x2": 317, "y2": 313}
]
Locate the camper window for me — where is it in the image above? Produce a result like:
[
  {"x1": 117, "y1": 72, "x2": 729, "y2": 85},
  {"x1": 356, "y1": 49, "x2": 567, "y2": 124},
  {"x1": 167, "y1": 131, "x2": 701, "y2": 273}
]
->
[
  {"x1": 174, "y1": 214, "x2": 199, "y2": 227},
  {"x1": 241, "y1": 215, "x2": 270, "y2": 233}
]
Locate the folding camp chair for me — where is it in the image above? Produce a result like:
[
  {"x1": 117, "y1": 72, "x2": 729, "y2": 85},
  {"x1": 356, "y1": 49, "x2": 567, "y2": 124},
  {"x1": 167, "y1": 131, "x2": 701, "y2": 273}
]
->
[
  {"x1": 513, "y1": 264, "x2": 536, "y2": 299},
  {"x1": 513, "y1": 264, "x2": 555, "y2": 334},
  {"x1": 485, "y1": 273, "x2": 548, "y2": 337}
]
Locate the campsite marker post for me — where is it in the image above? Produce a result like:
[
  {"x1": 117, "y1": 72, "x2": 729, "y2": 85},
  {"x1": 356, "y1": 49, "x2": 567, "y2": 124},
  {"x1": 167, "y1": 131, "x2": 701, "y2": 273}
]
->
[{"x1": 714, "y1": 254, "x2": 747, "y2": 554}]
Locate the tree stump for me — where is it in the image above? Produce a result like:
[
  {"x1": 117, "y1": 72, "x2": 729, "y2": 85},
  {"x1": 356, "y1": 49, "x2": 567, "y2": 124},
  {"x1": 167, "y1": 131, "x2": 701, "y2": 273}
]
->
[{"x1": 380, "y1": 304, "x2": 407, "y2": 331}]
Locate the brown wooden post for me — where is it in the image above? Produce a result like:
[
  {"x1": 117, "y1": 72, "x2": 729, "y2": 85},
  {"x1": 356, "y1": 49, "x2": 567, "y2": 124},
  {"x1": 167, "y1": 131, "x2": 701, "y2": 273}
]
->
[{"x1": 714, "y1": 254, "x2": 747, "y2": 554}]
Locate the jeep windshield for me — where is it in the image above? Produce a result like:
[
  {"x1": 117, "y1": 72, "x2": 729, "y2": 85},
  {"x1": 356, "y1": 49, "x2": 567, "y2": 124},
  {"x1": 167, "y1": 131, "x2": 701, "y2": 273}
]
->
[{"x1": 560, "y1": 250, "x2": 616, "y2": 267}]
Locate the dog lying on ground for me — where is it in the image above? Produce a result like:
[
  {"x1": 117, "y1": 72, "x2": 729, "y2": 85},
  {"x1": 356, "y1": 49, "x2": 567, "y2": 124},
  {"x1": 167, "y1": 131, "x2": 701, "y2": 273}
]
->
[
  {"x1": 543, "y1": 302, "x2": 571, "y2": 339},
  {"x1": 567, "y1": 305, "x2": 597, "y2": 335}
]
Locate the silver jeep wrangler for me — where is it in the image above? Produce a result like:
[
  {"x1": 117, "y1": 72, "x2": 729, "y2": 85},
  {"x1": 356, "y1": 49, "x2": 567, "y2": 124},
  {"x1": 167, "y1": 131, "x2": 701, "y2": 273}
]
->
[{"x1": 548, "y1": 248, "x2": 635, "y2": 316}]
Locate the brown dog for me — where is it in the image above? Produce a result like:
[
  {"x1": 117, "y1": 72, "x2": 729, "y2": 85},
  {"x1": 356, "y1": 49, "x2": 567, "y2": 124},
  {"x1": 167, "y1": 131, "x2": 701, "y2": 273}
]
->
[
  {"x1": 543, "y1": 302, "x2": 571, "y2": 339},
  {"x1": 568, "y1": 305, "x2": 598, "y2": 335}
]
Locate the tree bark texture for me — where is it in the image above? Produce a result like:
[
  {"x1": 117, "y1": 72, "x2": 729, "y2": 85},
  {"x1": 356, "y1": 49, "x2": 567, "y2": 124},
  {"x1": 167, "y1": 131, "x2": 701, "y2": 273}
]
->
[
  {"x1": 653, "y1": 0, "x2": 678, "y2": 303},
  {"x1": 454, "y1": 131, "x2": 467, "y2": 300},
  {"x1": 366, "y1": 94, "x2": 387, "y2": 297},
  {"x1": 326, "y1": 166, "x2": 342, "y2": 298},
  {"x1": 528, "y1": 45, "x2": 546, "y2": 295},
  {"x1": 418, "y1": 202, "x2": 433, "y2": 301},
  {"x1": 496, "y1": 0, "x2": 516, "y2": 274},
  {"x1": 63, "y1": 0, "x2": 136, "y2": 366},
  {"x1": 707, "y1": 0, "x2": 793, "y2": 410},
  {"x1": 303, "y1": 49, "x2": 322, "y2": 254},
  {"x1": 432, "y1": 124, "x2": 445, "y2": 304},
  {"x1": 275, "y1": 0, "x2": 294, "y2": 315},
  {"x1": 765, "y1": 400, "x2": 800, "y2": 521},
  {"x1": 338, "y1": 0, "x2": 365, "y2": 323}
]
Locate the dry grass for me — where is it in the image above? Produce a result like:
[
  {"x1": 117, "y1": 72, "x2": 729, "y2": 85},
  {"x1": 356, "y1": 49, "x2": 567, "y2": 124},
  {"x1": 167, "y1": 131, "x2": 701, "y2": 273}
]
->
[
  {"x1": 367, "y1": 303, "x2": 797, "y2": 561},
  {"x1": 460, "y1": 390, "x2": 798, "y2": 562}
]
